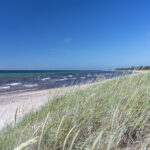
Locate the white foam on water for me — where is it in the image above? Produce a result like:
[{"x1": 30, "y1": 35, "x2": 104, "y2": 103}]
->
[
  {"x1": 24, "y1": 84, "x2": 38, "y2": 88},
  {"x1": 68, "y1": 75, "x2": 73, "y2": 78},
  {"x1": 87, "y1": 74, "x2": 92, "y2": 77},
  {"x1": 56, "y1": 77, "x2": 68, "y2": 81},
  {"x1": 41, "y1": 77, "x2": 50, "y2": 81},
  {"x1": 81, "y1": 77, "x2": 86, "y2": 79},
  {"x1": 0, "y1": 86, "x2": 10, "y2": 90},
  {"x1": 6, "y1": 83, "x2": 21, "y2": 86}
]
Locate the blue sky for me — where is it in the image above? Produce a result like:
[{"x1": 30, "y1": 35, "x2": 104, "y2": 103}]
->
[{"x1": 0, "y1": 0, "x2": 150, "y2": 70}]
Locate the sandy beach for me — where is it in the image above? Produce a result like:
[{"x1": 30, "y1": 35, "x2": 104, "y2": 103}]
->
[
  {"x1": 0, "y1": 89, "x2": 50, "y2": 130},
  {"x1": 0, "y1": 83, "x2": 91, "y2": 130}
]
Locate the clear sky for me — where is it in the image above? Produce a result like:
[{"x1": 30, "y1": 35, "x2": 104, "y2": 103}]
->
[{"x1": 0, "y1": 0, "x2": 150, "y2": 70}]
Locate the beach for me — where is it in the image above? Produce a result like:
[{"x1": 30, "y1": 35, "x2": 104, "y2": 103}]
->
[
  {"x1": 0, "y1": 89, "x2": 50, "y2": 130},
  {"x1": 0, "y1": 70, "x2": 141, "y2": 131},
  {"x1": 0, "y1": 70, "x2": 134, "y2": 130},
  {"x1": 0, "y1": 70, "x2": 142, "y2": 130},
  {"x1": 0, "y1": 83, "x2": 92, "y2": 130},
  {"x1": 1, "y1": 72, "x2": 150, "y2": 150},
  {"x1": 0, "y1": 70, "x2": 144, "y2": 131}
]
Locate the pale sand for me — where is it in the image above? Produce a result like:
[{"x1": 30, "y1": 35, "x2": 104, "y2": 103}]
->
[{"x1": 0, "y1": 84, "x2": 89, "y2": 130}]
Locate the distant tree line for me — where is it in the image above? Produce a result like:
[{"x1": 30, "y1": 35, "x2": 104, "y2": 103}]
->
[{"x1": 116, "y1": 66, "x2": 150, "y2": 70}]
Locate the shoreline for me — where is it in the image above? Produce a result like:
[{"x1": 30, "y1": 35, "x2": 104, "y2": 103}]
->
[
  {"x1": 0, "y1": 82, "x2": 95, "y2": 130},
  {"x1": 0, "y1": 71, "x2": 146, "y2": 130},
  {"x1": 0, "y1": 70, "x2": 133, "y2": 94}
]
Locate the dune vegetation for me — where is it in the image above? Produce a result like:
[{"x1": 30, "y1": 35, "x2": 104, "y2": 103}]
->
[
  {"x1": 116, "y1": 66, "x2": 150, "y2": 71},
  {"x1": 0, "y1": 73, "x2": 150, "y2": 150}
]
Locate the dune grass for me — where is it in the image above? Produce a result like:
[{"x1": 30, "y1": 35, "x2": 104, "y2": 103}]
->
[{"x1": 0, "y1": 73, "x2": 150, "y2": 150}]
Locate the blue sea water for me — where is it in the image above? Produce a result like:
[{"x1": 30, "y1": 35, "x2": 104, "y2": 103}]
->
[{"x1": 0, "y1": 70, "x2": 133, "y2": 93}]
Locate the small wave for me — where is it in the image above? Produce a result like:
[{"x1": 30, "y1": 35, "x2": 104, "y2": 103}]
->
[
  {"x1": 58, "y1": 79, "x2": 67, "y2": 81},
  {"x1": 6, "y1": 83, "x2": 21, "y2": 86},
  {"x1": 41, "y1": 77, "x2": 50, "y2": 81},
  {"x1": 87, "y1": 74, "x2": 92, "y2": 77},
  {"x1": 68, "y1": 75, "x2": 73, "y2": 78},
  {"x1": 81, "y1": 77, "x2": 86, "y2": 79},
  {"x1": 56, "y1": 78, "x2": 68, "y2": 81},
  {"x1": 0, "y1": 86, "x2": 10, "y2": 90},
  {"x1": 24, "y1": 84, "x2": 38, "y2": 88}
]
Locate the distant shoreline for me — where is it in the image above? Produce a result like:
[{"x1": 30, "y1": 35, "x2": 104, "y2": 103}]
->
[{"x1": 116, "y1": 66, "x2": 150, "y2": 71}]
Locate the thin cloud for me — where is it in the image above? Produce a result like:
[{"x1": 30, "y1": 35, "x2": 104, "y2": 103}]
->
[{"x1": 64, "y1": 38, "x2": 72, "y2": 43}]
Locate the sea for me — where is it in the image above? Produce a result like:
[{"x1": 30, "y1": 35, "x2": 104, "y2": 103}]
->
[{"x1": 0, "y1": 70, "x2": 133, "y2": 93}]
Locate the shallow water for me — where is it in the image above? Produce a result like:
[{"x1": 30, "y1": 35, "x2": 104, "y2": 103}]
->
[{"x1": 0, "y1": 70, "x2": 133, "y2": 93}]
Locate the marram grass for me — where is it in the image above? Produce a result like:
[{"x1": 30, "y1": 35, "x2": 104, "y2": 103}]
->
[{"x1": 0, "y1": 73, "x2": 150, "y2": 150}]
